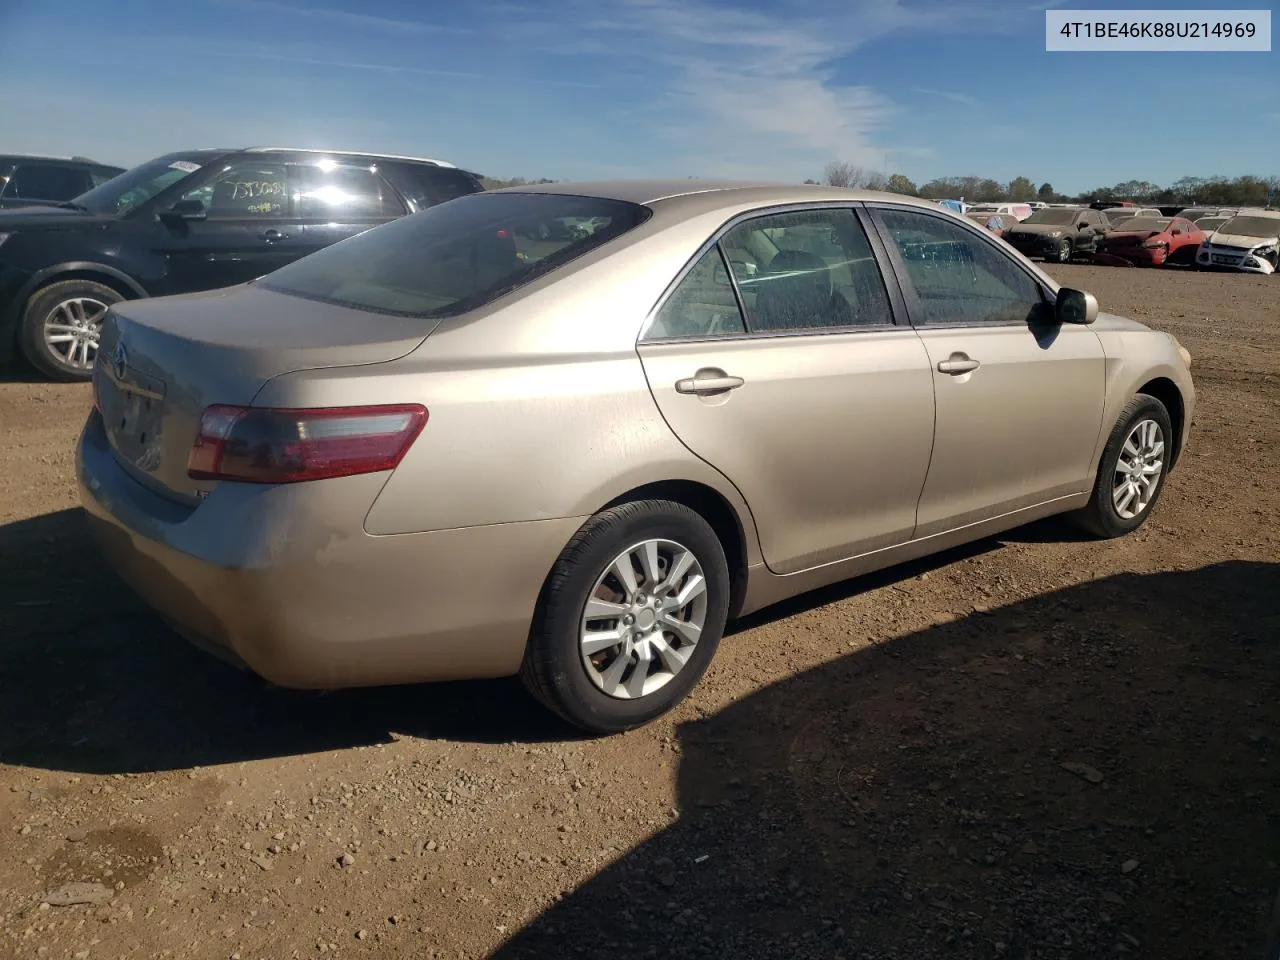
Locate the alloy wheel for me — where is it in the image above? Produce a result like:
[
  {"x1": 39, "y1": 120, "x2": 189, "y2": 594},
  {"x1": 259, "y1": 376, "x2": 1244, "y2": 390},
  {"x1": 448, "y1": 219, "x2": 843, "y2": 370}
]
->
[
  {"x1": 1112, "y1": 418, "x2": 1165, "y2": 520},
  {"x1": 43, "y1": 296, "x2": 108, "y2": 371},
  {"x1": 579, "y1": 538, "x2": 708, "y2": 700}
]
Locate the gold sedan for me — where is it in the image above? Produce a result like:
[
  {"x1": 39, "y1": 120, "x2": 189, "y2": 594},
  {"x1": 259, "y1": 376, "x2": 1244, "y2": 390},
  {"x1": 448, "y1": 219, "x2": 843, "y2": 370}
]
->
[{"x1": 77, "y1": 181, "x2": 1195, "y2": 732}]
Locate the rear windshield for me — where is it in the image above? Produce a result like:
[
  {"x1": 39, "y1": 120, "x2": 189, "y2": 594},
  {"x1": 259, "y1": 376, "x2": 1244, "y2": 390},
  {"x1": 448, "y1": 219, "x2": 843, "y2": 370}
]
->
[
  {"x1": 1023, "y1": 209, "x2": 1079, "y2": 225},
  {"x1": 1214, "y1": 215, "x2": 1280, "y2": 239},
  {"x1": 259, "y1": 192, "x2": 650, "y2": 317}
]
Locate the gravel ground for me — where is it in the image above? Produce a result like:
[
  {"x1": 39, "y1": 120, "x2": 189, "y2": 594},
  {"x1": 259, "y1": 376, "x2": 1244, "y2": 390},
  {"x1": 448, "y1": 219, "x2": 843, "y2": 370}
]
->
[{"x1": 0, "y1": 265, "x2": 1277, "y2": 960}]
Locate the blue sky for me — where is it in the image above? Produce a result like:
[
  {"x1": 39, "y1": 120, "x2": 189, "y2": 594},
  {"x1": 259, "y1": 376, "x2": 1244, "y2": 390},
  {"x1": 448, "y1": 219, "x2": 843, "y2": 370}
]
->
[{"x1": 0, "y1": 0, "x2": 1275, "y2": 193}]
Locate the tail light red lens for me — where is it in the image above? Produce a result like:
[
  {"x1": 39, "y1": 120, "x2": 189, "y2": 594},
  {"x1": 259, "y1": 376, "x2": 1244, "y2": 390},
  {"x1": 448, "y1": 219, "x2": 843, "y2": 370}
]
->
[{"x1": 187, "y1": 403, "x2": 427, "y2": 484}]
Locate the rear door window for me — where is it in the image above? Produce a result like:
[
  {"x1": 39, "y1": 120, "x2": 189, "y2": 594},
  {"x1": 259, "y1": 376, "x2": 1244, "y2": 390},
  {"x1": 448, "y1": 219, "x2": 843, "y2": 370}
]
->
[
  {"x1": 292, "y1": 163, "x2": 405, "y2": 219},
  {"x1": 720, "y1": 208, "x2": 894, "y2": 333}
]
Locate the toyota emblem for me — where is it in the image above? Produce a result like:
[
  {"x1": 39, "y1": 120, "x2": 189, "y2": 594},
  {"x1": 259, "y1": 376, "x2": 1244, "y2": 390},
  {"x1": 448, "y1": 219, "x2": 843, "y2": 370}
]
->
[{"x1": 111, "y1": 342, "x2": 127, "y2": 381}]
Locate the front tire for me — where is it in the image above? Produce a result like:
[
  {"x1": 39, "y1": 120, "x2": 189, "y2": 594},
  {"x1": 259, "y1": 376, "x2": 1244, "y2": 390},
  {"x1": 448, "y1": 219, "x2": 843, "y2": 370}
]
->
[
  {"x1": 19, "y1": 279, "x2": 124, "y2": 382},
  {"x1": 521, "y1": 499, "x2": 730, "y2": 734},
  {"x1": 1056, "y1": 238, "x2": 1073, "y2": 263},
  {"x1": 1072, "y1": 394, "x2": 1173, "y2": 538}
]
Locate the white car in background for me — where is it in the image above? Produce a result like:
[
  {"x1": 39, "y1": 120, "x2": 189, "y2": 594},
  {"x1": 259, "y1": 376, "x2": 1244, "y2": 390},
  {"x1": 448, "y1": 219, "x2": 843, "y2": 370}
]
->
[
  {"x1": 1196, "y1": 211, "x2": 1280, "y2": 274},
  {"x1": 967, "y1": 202, "x2": 1034, "y2": 221}
]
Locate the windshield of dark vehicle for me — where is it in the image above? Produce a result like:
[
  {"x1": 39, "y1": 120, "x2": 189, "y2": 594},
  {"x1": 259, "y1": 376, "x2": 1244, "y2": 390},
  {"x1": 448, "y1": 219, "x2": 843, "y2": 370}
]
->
[
  {"x1": 1214, "y1": 216, "x2": 1280, "y2": 238},
  {"x1": 72, "y1": 153, "x2": 211, "y2": 216},
  {"x1": 1196, "y1": 217, "x2": 1228, "y2": 232},
  {"x1": 1115, "y1": 218, "x2": 1170, "y2": 233},
  {"x1": 259, "y1": 192, "x2": 650, "y2": 317},
  {"x1": 1022, "y1": 209, "x2": 1078, "y2": 225}
]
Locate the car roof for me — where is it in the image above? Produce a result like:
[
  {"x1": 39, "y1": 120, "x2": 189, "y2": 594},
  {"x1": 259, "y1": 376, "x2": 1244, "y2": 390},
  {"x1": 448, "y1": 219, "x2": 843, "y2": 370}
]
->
[
  {"x1": 242, "y1": 147, "x2": 457, "y2": 168},
  {"x1": 0, "y1": 153, "x2": 116, "y2": 166},
  {"x1": 487, "y1": 178, "x2": 952, "y2": 214}
]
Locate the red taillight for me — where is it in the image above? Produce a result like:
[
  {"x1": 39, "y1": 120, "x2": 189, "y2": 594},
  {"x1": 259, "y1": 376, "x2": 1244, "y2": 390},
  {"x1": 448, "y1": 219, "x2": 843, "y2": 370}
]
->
[{"x1": 187, "y1": 403, "x2": 427, "y2": 484}]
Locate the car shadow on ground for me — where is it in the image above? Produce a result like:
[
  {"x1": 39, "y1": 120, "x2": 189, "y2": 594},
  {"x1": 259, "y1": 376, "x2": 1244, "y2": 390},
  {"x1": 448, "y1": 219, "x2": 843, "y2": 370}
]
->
[
  {"x1": 0, "y1": 509, "x2": 999, "y2": 774},
  {"x1": 491, "y1": 560, "x2": 1280, "y2": 960}
]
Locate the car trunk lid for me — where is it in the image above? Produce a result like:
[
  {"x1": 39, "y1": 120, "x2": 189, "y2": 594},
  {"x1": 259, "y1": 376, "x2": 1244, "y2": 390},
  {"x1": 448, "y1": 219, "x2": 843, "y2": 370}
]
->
[{"x1": 95, "y1": 283, "x2": 439, "y2": 505}]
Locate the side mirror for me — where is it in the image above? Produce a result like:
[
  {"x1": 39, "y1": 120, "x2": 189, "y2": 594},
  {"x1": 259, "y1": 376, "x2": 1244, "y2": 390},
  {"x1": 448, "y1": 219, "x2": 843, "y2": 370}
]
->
[
  {"x1": 1055, "y1": 287, "x2": 1098, "y2": 325},
  {"x1": 160, "y1": 199, "x2": 207, "y2": 222},
  {"x1": 1078, "y1": 222, "x2": 1090, "y2": 230}
]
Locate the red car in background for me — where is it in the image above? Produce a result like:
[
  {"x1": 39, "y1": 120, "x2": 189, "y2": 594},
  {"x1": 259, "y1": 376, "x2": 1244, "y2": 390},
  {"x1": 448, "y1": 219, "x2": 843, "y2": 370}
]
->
[
  {"x1": 965, "y1": 212, "x2": 1020, "y2": 237},
  {"x1": 1096, "y1": 216, "x2": 1203, "y2": 267}
]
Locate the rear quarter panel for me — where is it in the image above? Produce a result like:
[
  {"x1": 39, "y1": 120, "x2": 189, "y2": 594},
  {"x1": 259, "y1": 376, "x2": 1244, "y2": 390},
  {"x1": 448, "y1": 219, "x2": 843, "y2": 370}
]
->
[{"x1": 251, "y1": 215, "x2": 765, "y2": 565}]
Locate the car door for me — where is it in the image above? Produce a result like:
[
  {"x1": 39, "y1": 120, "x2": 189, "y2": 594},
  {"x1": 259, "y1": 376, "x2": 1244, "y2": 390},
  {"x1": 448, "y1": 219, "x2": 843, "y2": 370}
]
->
[
  {"x1": 1167, "y1": 218, "x2": 1197, "y2": 264},
  {"x1": 1089, "y1": 210, "x2": 1110, "y2": 251},
  {"x1": 868, "y1": 204, "x2": 1106, "y2": 538},
  {"x1": 285, "y1": 158, "x2": 408, "y2": 258},
  {"x1": 1071, "y1": 210, "x2": 1096, "y2": 254},
  {"x1": 149, "y1": 158, "x2": 301, "y2": 296},
  {"x1": 637, "y1": 206, "x2": 936, "y2": 575}
]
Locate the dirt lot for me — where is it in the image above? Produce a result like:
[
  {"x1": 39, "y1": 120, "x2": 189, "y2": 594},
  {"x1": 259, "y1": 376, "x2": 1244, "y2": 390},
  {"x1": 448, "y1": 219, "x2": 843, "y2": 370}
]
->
[{"x1": 1, "y1": 265, "x2": 1277, "y2": 960}]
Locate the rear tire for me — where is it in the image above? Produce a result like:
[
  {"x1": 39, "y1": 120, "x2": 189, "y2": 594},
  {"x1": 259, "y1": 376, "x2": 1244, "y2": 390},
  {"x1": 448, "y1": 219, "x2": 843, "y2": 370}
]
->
[
  {"x1": 1071, "y1": 394, "x2": 1173, "y2": 538},
  {"x1": 521, "y1": 499, "x2": 730, "y2": 734},
  {"x1": 20, "y1": 279, "x2": 124, "y2": 382}
]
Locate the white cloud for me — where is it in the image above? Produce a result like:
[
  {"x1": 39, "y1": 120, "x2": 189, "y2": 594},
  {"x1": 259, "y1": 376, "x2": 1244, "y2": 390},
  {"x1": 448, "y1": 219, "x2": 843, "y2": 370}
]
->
[
  {"x1": 212, "y1": 0, "x2": 475, "y2": 35},
  {"x1": 538, "y1": 0, "x2": 1044, "y2": 178},
  {"x1": 198, "y1": 48, "x2": 603, "y2": 89},
  {"x1": 912, "y1": 87, "x2": 981, "y2": 108}
]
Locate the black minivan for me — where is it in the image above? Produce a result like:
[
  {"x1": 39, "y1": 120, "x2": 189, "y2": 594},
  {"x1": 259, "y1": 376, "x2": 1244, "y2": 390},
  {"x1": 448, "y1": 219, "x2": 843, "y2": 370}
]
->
[{"x1": 0, "y1": 147, "x2": 485, "y2": 380}]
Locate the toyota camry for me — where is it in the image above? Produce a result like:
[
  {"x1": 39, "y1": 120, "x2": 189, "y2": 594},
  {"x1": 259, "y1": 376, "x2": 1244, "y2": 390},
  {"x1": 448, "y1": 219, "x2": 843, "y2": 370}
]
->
[{"x1": 77, "y1": 181, "x2": 1195, "y2": 733}]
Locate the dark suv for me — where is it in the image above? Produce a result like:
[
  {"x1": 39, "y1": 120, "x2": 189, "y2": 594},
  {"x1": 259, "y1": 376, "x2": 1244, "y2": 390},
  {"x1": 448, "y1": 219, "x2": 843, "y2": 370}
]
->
[
  {"x1": 0, "y1": 155, "x2": 126, "y2": 211},
  {"x1": 0, "y1": 147, "x2": 484, "y2": 380}
]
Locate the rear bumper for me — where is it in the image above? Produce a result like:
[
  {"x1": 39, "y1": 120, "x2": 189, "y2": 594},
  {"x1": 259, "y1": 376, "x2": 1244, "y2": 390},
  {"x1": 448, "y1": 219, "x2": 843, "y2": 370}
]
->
[{"x1": 76, "y1": 411, "x2": 583, "y2": 689}]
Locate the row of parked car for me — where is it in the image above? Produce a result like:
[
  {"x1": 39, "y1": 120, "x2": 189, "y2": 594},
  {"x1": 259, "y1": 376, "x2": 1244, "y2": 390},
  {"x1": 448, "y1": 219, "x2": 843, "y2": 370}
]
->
[
  {"x1": 0, "y1": 148, "x2": 485, "y2": 380},
  {"x1": 948, "y1": 198, "x2": 1280, "y2": 275},
  {"x1": 0, "y1": 147, "x2": 1273, "y2": 385}
]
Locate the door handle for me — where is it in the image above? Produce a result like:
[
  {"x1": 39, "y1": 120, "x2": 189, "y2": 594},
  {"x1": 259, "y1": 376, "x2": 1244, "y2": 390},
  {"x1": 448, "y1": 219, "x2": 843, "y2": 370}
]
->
[
  {"x1": 937, "y1": 355, "x2": 981, "y2": 375},
  {"x1": 260, "y1": 229, "x2": 290, "y2": 242},
  {"x1": 675, "y1": 370, "x2": 745, "y2": 395}
]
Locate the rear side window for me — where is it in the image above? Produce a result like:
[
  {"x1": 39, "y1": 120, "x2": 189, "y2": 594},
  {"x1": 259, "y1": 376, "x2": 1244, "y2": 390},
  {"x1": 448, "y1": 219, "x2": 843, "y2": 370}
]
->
[
  {"x1": 647, "y1": 246, "x2": 746, "y2": 340},
  {"x1": 293, "y1": 163, "x2": 405, "y2": 219},
  {"x1": 4, "y1": 163, "x2": 90, "y2": 201},
  {"x1": 259, "y1": 192, "x2": 649, "y2": 317},
  {"x1": 412, "y1": 168, "x2": 486, "y2": 206}
]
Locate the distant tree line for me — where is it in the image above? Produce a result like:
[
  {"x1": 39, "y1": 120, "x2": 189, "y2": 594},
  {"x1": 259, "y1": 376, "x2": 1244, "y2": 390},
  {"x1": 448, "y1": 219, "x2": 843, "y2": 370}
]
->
[
  {"x1": 815, "y1": 161, "x2": 1280, "y2": 207},
  {"x1": 479, "y1": 176, "x2": 558, "y2": 190},
  {"x1": 480, "y1": 165, "x2": 1278, "y2": 207}
]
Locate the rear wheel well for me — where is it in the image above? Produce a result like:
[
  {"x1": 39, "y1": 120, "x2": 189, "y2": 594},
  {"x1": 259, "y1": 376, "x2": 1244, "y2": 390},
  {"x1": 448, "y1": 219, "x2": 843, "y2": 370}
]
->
[
  {"x1": 1136, "y1": 377, "x2": 1185, "y2": 467},
  {"x1": 601, "y1": 481, "x2": 750, "y2": 619}
]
